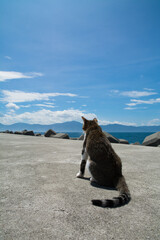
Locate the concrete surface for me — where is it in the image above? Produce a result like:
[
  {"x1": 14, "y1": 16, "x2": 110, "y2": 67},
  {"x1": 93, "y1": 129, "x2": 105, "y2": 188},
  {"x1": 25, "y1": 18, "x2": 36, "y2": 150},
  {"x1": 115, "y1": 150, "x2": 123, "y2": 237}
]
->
[{"x1": 0, "y1": 133, "x2": 160, "y2": 240}]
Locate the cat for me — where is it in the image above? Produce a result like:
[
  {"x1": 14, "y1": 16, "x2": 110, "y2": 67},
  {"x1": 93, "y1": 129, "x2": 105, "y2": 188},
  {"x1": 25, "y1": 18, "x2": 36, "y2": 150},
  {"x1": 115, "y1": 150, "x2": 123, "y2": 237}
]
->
[{"x1": 76, "y1": 116, "x2": 131, "y2": 208}]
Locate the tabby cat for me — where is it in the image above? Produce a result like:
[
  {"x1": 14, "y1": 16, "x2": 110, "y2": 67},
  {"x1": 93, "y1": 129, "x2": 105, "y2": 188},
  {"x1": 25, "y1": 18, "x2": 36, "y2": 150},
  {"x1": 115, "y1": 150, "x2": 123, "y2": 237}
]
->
[{"x1": 76, "y1": 116, "x2": 131, "y2": 208}]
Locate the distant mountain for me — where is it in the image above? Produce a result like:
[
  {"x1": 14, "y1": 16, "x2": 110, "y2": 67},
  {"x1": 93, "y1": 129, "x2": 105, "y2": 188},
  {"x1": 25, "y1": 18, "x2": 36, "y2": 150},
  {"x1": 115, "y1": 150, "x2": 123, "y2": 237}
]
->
[
  {"x1": 0, "y1": 121, "x2": 82, "y2": 132},
  {"x1": 101, "y1": 124, "x2": 160, "y2": 132},
  {"x1": 0, "y1": 121, "x2": 160, "y2": 133}
]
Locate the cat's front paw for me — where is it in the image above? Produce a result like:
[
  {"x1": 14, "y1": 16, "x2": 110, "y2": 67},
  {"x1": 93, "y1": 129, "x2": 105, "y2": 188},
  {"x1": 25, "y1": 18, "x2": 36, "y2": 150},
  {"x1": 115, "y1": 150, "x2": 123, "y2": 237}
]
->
[
  {"x1": 76, "y1": 171, "x2": 84, "y2": 178},
  {"x1": 90, "y1": 177, "x2": 97, "y2": 183}
]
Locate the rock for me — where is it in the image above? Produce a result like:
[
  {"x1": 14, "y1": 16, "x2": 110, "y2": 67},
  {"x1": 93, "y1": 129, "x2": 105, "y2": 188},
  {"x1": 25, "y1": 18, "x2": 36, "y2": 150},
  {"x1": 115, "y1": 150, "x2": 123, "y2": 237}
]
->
[
  {"x1": 4, "y1": 130, "x2": 13, "y2": 134},
  {"x1": 35, "y1": 133, "x2": 41, "y2": 136},
  {"x1": 52, "y1": 133, "x2": 70, "y2": 139},
  {"x1": 23, "y1": 130, "x2": 35, "y2": 136},
  {"x1": 78, "y1": 135, "x2": 84, "y2": 140},
  {"x1": 70, "y1": 137, "x2": 78, "y2": 140},
  {"x1": 119, "y1": 139, "x2": 129, "y2": 144},
  {"x1": 131, "y1": 142, "x2": 141, "y2": 145},
  {"x1": 44, "y1": 129, "x2": 56, "y2": 137},
  {"x1": 142, "y1": 132, "x2": 160, "y2": 147},
  {"x1": 14, "y1": 131, "x2": 23, "y2": 135},
  {"x1": 103, "y1": 132, "x2": 120, "y2": 143},
  {"x1": 4, "y1": 130, "x2": 10, "y2": 133}
]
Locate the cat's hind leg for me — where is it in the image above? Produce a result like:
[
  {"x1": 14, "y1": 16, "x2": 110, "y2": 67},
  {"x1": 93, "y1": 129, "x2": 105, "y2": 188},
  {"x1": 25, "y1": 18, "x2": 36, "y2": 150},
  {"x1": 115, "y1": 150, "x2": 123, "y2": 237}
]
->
[{"x1": 87, "y1": 160, "x2": 99, "y2": 184}]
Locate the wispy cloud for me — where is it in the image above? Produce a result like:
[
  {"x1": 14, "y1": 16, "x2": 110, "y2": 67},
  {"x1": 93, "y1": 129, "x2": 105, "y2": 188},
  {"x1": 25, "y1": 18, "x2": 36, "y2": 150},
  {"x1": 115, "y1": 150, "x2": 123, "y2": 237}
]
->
[
  {"x1": 98, "y1": 119, "x2": 137, "y2": 126},
  {"x1": 120, "y1": 90, "x2": 157, "y2": 98},
  {"x1": 35, "y1": 103, "x2": 55, "y2": 108},
  {"x1": 1, "y1": 90, "x2": 77, "y2": 103},
  {"x1": 67, "y1": 101, "x2": 76, "y2": 103},
  {"x1": 124, "y1": 107, "x2": 137, "y2": 110},
  {"x1": 126, "y1": 98, "x2": 160, "y2": 106},
  {"x1": 5, "y1": 56, "x2": 12, "y2": 60},
  {"x1": 110, "y1": 89, "x2": 157, "y2": 98},
  {"x1": 0, "y1": 71, "x2": 43, "y2": 82},
  {"x1": 147, "y1": 118, "x2": 160, "y2": 126},
  {"x1": 143, "y1": 88, "x2": 155, "y2": 91}
]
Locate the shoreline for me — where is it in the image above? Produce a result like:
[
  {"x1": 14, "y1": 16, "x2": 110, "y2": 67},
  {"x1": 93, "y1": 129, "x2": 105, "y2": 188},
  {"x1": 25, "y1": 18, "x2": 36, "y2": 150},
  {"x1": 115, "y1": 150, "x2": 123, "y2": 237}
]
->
[{"x1": 1, "y1": 129, "x2": 160, "y2": 146}]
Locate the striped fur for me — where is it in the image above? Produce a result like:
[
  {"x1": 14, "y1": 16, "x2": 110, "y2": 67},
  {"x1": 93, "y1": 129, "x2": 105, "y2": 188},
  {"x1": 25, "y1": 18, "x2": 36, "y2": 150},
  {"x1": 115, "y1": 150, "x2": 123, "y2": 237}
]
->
[
  {"x1": 92, "y1": 176, "x2": 131, "y2": 208},
  {"x1": 77, "y1": 117, "x2": 131, "y2": 208}
]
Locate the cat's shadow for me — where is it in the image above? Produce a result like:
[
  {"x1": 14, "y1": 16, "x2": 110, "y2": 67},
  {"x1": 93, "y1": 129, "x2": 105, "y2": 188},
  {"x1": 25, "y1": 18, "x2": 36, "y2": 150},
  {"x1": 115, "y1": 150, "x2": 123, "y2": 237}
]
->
[{"x1": 79, "y1": 177, "x2": 116, "y2": 191}]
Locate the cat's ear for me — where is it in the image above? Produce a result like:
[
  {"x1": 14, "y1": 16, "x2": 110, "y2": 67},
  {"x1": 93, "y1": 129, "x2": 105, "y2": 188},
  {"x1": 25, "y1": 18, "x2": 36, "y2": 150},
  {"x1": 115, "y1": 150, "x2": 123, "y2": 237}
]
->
[
  {"x1": 93, "y1": 118, "x2": 98, "y2": 123},
  {"x1": 81, "y1": 116, "x2": 86, "y2": 122}
]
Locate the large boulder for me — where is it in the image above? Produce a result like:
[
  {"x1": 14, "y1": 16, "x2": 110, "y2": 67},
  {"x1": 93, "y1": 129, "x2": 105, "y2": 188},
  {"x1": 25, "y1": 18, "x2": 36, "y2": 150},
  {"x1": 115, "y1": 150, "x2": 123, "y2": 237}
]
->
[
  {"x1": 14, "y1": 131, "x2": 23, "y2": 135},
  {"x1": 131, "y1": 142, "x2": 141, "y2": 146},
  {"x1": 44, "y1": 129, "x2": 56, "y2": 137},
  {"x1": 23, "y1": 130, "x2": 35, "y2": 136},
  {"x1": 103, "y1": 132, "x2": 120, "y2": 143},
  {"x1": 142, "y1": 132, "x2": 160, "y2": 147},
  {"x1": 52, "y1": 133, "x2": 69, "y2": 139},
  {"x1": 119, "y1": 139, "x2": 129, "y2": 144},
  {"x1": 78, "y1": 135, "x2": 84, "y2": 140},
  {"x1": 4, "y1": 130, "x2": 13, "y2": 134},
  {"x1": 35, "y1": 133, "x2": 41, "y2": 136}
]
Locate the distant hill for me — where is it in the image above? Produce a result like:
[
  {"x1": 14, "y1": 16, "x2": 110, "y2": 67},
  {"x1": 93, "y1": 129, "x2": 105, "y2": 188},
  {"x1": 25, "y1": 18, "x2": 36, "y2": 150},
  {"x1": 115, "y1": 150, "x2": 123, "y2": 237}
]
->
[
  {"x1": 101, "y1": 124, "x2": 160, "y2": 132},
  {"x1": 0, "y1": 121, "x2": 160, "y2": 133}
]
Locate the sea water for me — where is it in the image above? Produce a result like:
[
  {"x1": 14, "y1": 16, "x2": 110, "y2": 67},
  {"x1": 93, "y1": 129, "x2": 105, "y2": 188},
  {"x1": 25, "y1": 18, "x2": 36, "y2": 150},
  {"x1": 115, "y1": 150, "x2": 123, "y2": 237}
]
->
[
  {"x1": 40, "y1": 132, "x2": 154, "y2": 144},
  {"x1": 67, "y1": 132, "x2": 154, "y2": 144}
]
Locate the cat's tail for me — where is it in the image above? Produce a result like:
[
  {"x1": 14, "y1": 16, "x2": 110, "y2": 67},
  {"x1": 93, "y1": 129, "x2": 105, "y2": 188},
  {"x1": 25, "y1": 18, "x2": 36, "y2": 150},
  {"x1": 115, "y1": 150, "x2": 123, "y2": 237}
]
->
[{"x1": 92, "y1": 176, "x2": 131, "y2": 208}]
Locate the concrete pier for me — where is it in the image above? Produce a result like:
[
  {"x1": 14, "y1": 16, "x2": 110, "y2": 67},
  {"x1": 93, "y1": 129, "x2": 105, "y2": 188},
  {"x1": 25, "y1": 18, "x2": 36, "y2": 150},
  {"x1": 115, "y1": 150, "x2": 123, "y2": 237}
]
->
[{"x1": 0, "y1": 133, "x2": 160, "y2": 240}]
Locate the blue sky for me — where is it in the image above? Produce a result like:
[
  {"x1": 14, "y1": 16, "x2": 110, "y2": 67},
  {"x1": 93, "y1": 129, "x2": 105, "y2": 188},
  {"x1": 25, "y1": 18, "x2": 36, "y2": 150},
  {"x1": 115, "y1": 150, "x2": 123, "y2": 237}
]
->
[{"x1": 0, "y1": 0, "x2": 160, "y2": 126}]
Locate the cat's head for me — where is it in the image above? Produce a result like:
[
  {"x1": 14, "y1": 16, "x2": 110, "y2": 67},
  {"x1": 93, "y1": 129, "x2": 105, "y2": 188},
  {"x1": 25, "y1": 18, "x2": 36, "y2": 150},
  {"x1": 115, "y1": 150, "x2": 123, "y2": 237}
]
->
[{"x1": 81, "y1": 116, "x2": 98, "y2": 131}]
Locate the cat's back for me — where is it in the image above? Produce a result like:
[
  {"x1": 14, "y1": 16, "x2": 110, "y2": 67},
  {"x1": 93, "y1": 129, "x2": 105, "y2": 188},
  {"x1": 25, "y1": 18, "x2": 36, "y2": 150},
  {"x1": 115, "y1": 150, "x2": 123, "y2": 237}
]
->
[
  {"x1": 86, "y1": 126, "x2": 110, "y2": 146},
  {"x1": 86, "y1": 126, "x2": 112, "y2": 158}
]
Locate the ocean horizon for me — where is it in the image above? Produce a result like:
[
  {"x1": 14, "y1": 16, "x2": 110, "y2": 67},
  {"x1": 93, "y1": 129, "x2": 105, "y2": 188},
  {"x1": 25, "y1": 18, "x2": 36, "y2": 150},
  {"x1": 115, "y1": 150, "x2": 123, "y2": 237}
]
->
[{"x1": 38, "y1": 132, "x2": 155, "y2": 144}]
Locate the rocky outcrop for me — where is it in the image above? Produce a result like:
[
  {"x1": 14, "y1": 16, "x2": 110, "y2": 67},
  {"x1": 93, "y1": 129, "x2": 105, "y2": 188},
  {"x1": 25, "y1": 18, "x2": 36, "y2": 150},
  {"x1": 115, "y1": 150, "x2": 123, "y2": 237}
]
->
[
  {"x1": 142, "y1": 132, "x2": 160, "y2": 147},
  {"x1": 119, "y1": 139, "x2": 129, "y2": 144},
  {"x1": 103, "y1": 132, "x2": 120, "y2": 143},
  {"x1": 44, "y1": 129, "x2": 56, "y2": 137},
  {"x1": 52, "y1": 133, "x2": 70, "y2": 139}
]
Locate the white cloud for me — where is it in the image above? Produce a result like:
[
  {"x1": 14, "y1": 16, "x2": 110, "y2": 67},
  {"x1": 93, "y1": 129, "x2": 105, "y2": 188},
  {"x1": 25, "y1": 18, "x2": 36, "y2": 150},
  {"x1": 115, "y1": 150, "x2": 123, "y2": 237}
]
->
[
  {"x1": 19, "y1": 104, "x2": 31, "y2": 108},
  {"x1": 67, "y1": 101, "x2": 76, "y2": 103},
  {"x1": 147, "y1": 119, "x2": 160, "y2": 126},
  {"x1": 0, "y1": 109, "x2": 96, "y2": 125},
  {"x1": 120, "y1": 90, "x2": 157, "y2": 98},
  {"x1": 126, "y1": 98, "x2": 160, "y2": 106},
  {"x1": 0, "y1": 108, "x2": 138, "y2": 126},
  {"x1": 5, "y1": 56, "x2": 12, "y2": 60},
  {"x1": 98, "y1": 119, "x2": 137, "y2": 126},
  {"x1": 35, "y1": 104, "x2": 55, "y2": 108},
  {"x1": 5, "y1": 102, "x2": 20, "y2": 110},
  {"x1": 1, "y1": 90, "x2": 77, "y2": 103},
  {"x1": 124, "y1": 107, "x2": 137, "y2": 110},
  {"x1": 143, "y1": 88, "x2": 155, "y2": 91},
  {"x1": 0, "y1": 71, "x2": 43, "y2": 82},
  {"x1": 110, "y1": 90, "x2": 119, "y2": 94}
]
